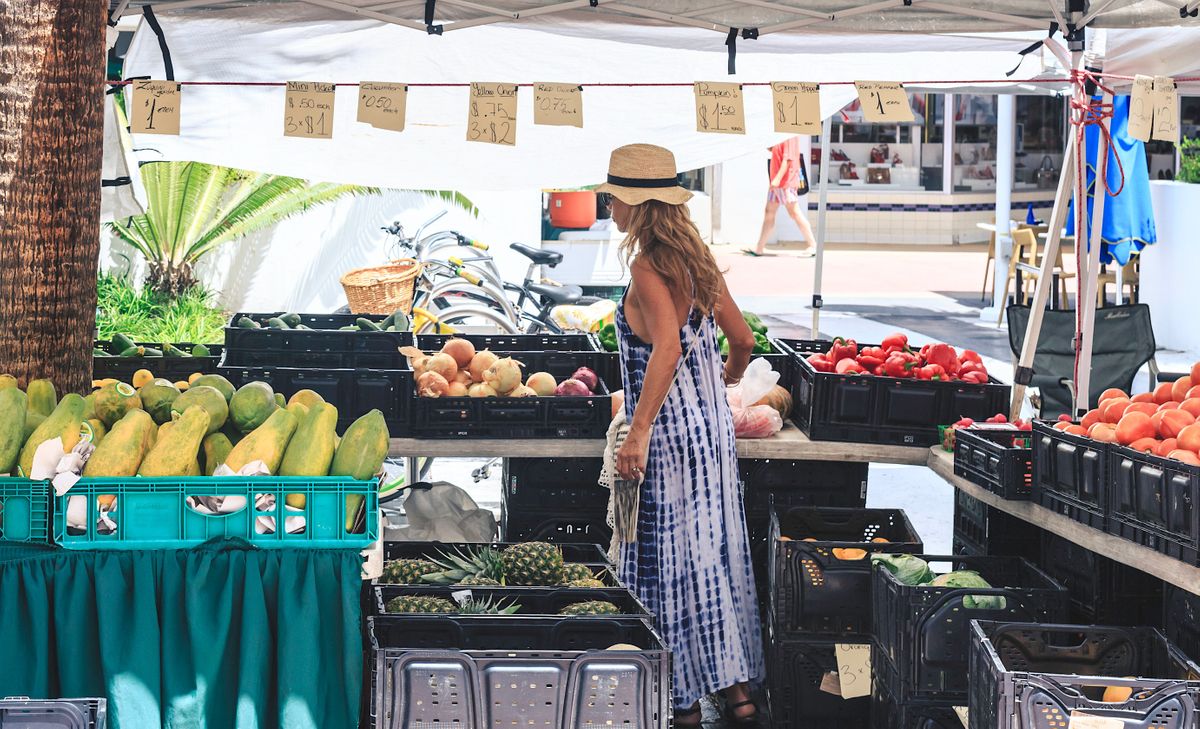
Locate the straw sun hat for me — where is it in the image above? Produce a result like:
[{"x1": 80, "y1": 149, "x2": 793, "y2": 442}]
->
[{"x1": 596, "y1": 143, "x2": 693, "y2": 206}]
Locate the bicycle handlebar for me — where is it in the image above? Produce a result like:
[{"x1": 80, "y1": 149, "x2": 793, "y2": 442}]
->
[
  {"x1": 456, "y1": 267, "x2": 483, "y2": 286},
  {"x1": 456, "y1": 234, "x2": 489, "y2": 251}
]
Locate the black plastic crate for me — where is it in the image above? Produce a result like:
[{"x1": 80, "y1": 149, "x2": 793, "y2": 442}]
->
[
  {"x1": 953, "y1": 427, "x2": 1033, "y2": 500},
  {"x1": 0, "y1": 697, "x2": 107, "y2": 728},
  {"x1": 742, "y1": 460, "x2": 870, "y2": 531},
  {"x1": 1039, "y1": 531, "x2": 1163, "y2": 625},
  {"x1": 93, "y1": 341, "x2": 223, "y2": 384},
  {"x1": 415, "y1": 332, "x2": 600, "y2": 353},
  {"x1": 1031, "y1": 419, "x2": 1108, "y2": 529},
  {"x1": 223, "y1": 312, "x2": 412, "y2": 369},
  {"x1": 382, "y1": 540, "x2": 612, "y2": 566},
  {"x1": 368, "y1": 614, "x2": 668, "y2": 729},
  {"x1": 1108, "y1": 444, "x2": 1200, "y2": 565},
  {"x1": 776, "y1": 338, "x2": 1011, "y2": 447},
  {"x1": 952, "y1": 490, "x2": 1042, "y2": 562},
  {"x1": 374, "y1": 585, "x2": 648, "y2": 617},
  {"x1": 872, "y1": 662, "x2": 963, "y2": 729},
  {"x1": 968, "y1": 620, "x2": 1200, "y2": 729},
  {"x1": 872, "y1": 554, "x2": 1069, "y2": 703},
  {"x1": 501, "y1": 506, "x2": 611, "y2": 548},
  {"x1": 1165, "y1": 584, "x2": 1200, "y2": 664},
  {"x1": 768, "y1": 506, "x2": 923, "y2": 638},
  {"x1": 502, "y1": 457, "x2": 608, "y2": 512},
  {"x1": 217, "y1": 353, "x2": 411, "y2": 434},
  {"x1": 766, "y1": 638, "x2": 871, "y2": 728}
]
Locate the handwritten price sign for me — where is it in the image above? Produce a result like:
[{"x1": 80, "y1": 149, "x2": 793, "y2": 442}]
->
[
  {"x1": 771, "y1": 82, "x2": 821, "y2": 134},
  {"x1": 467, "y1": 83, "x2": 518, "y2": 146},
  {"x1": 854, "y1": 81, "x2": 914, "y2": 123},
  {"x1": 1152, "y1": 76, "x2": 1179, "y2": 144},
  {"x1": 534, "y1": 83, "x2": 582, "y2": 128},
  {"x1": 1129, "y1": 75, "x2": 1155, "y2": 142},
  {"x1": 284, "y1": 81, "x2": 335, "y2": 139},
  {"x1": 358, "y1": 82, "x2": 407, "y2": 132},
  {"x1": 694, "y1": 82, "x2": 746, "y2": 135},
  {"x1": 834, "y1": 643, "x2": 871, "y2": 699},
  {"x1": 131, "y1": 80, "x2": 181, "y2": 135}
]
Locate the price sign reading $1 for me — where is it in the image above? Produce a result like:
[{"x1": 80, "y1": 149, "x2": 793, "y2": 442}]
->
[
  {"x1": 694, "y1": 82, "x2": 746, "y2": 135},
  {"x1": 834, "y1": 643, "x2": 871, "y2": 699},
  {"x1": 131, "y1": 80, "x2": 181, "y2": 135},
  {"x1": 284, "y1": 82, "x2": 335, "y2": 139},
  {"x1": 854, "y1": 81, "x2": 914, "y2": 123},
  {"x1": 771, "y1": 82, "x2": 821, "y2": 134},
  {"x1": 358, "y1": 82, "x2": 407, "y2": 132},
  {"x1": 468, "y1": 83, "x2": 518, "y2": 146},
  {"x1": 534, "y1": 83, "x2": 582, "y2": 128}
]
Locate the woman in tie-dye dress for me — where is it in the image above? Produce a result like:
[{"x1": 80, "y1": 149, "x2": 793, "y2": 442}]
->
[{"x1": 598, "y1": 143, "x2": 764, "y2": 726}]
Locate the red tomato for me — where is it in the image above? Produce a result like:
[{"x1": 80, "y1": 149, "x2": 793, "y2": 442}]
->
[
  {"x1": 1154, "y1": 382, "x2": 1176, "y2": 404},
  {"x1": 1128, "y1": 437, "x2": 1161, "y2": 453},
  {"x1": 1156, "y1": 438, "x2": 1179, "y2": 457},
  {"x1": 1173, "y1": 376, "x2": 1195, "y2": 403},
  {"x1": 1102, "y1": 399, "x2": 1132, "y2": 424},
  {"x1": 1131, "y1": 392, "x2": 1157, "y2": 404},
  {"x1": 1080, "y1": 409, "x2": 1105, "y2": 431},
  {"x1": 1154, "y1": 409, "x2": 1198, "y2": 439},
  {"x1": 1099, "y1": 388, "x2": 1129, "y2": 403},
  {"x1": 1088, "y1": 422, "x2": 1119, "y2": 443},
  {"x1": 1178, "y1": 425, "x2": 1200, "y2": 453},
  {"x1": 1169, "y1": 450, "x2": 1200, "y2": 466},
  {"x1": 1064, "y1": 424, "x2": 1088, "y2": 436},
  {"x1": 1124, "y1": 402, "x2": 1159, "y2": 417},
  {"x1": 1182, "y1": 399, "x2": 1200, "y2": 419},
  {"x1": 1116, "y1": 412, "x2": 1156, "y2": 445}
]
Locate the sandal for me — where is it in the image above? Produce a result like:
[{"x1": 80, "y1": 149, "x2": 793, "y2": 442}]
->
[
  {"x1": 718, "y1": 695, "x2": 760, "y2": 726},
  {"x1": 673, "y1": 704, "x2": 703, "y2": 728}
]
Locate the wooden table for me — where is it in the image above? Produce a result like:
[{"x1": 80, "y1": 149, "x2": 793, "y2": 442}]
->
[{"x1": 927, "y1": 447, "x2": 1200, "y2": 596}]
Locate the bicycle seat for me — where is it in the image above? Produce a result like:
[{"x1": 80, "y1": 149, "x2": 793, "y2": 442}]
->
[
  {"x1": 510, "y1": 242, "x2": 563, "y2": 267},
  {"x1": 528, "y1": 282, "x2": 582, "y2": 305}
]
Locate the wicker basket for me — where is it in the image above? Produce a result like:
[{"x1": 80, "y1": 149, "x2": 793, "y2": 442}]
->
[{"x1": 340, "y1": 259, "x2": 421, "y2": 315}]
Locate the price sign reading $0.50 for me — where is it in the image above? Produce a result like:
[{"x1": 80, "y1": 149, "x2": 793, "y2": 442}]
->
[
  {"x1": 131, "y1": 80, "x2": 181, "y2": 135},
  {"x1": 284, "y1": 81, "x2": 335, "y2": 139},
  {"x1": 467, "y1": 83, "x2": 518, "y2": 146},
  {"x1": 357, "y1": 82, "x2": 407, "y2": 133},
  {"x1": 694, "y1": 82, "x2": 746, "y2": 135}
]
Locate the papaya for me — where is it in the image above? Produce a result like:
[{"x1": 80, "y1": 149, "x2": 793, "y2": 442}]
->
[
  {"x1": 26, "y1": 379, "x2": 57, "y2": 417},
  {"x1": 288, "y1": 389, "x2": 325, "y2": 410},
  {"x1": 23, "y1": 412, "x2": 44, "y2": 442},
  {"x1": 0, "y1": 388, "x2": 28, "y2": 474},
  {"x1": 189, "y1": 374, "x2": 235, "y2": 403},
  {"x1": 139, "y1": 380, "x2": 181, "y2": 424},
  {"x1": 84, "y1": 419, "x2": 107, "y2": 446},
  {"x1": 139, "y1": 405, "x2": 210, "y2": 477},
  {"x1": 171, "y1": 385, "x2": 228, "y2": 434},
  {"x1": 132, "y1": 369, "x2": 154, "y2": 389},
  {"x1": 280, "y1": 402, "x2": 338, "y2": 477},
  {"x1": 18, "y1": 393, "x2": 85, "y2": 477},
  {"x1": 274, "y1": 393, "x2": 286, "y2": 408},
  {"x1": 202, "y1": 432, "x2": 234, "y2": 476},
  {"x1": 223, "y1": 408, "x2": 298, "y2": 474},
  {"x1": 229, "y1": 382, "x2": 278, "y2": 433},
  {"x1": 286, "y1": 401, "x2": 309, "y2": 419},
  {"x1": 93, "y1": 381, "x2": 143, "y2": 427},
  {"x1": 331, "y1": 410, "x2": 389, "y2": 530},
  {"x1": 82, "y1": 393, "x2": 97, "y2": 420},
  {"x1": 174, "y1": 381, "x2": 190, "y2": 391},
  {"x1": 0, "y1": 374, "x2": 18, "y2": 389},
  {"x1": 158, "y1": 421, "x2": 174, "y2": 440},
  {"x1": 221, "y1": 423, "x2": 244, "y2": 446},
  {"x1": 83, "y1": 409, "x2": 157, "y2": 477},
  {"x1": 188, "y1": 372, "x2": 203, "y2": 385}
]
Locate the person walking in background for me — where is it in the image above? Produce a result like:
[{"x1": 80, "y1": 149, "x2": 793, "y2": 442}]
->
[{"x1": 747, "y1": 137, "x2": 816, "y2": 257}]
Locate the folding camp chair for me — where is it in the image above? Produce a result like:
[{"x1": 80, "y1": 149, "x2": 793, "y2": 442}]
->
[{"x1": 1006, "y1": 303, "x2": 1181, "y2": 418}]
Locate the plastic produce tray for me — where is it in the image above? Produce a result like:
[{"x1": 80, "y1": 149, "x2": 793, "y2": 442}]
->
[
  {"x1": 872, "y1": 661, "x2": 963, "y2": 729},
  {"x1": 217, "y1": 351, "x2": 411, "y2": 435},
  {"x1": 1031, "y1": 419, "x2": 1108, "y2": 529},
  {"x1": 1039, "y1": 531, "x2": 1163, "y2": 626},
  {"x1": 767, "y1": 506, "x2": 923, "y2": 638},
  {"x1": 742, "y1": 460, "x2": 870, "y2": 535},
  {"x1": 93, "y1": 341, "x2": 223, "y2": 384},
  {"x1": 765, "y1": 637, "x2": 870, "y2": 728},
  {"x1": 0, "y1": 479, "x2": 52, "y2": 544},
  {"x1": 502, "y1": 457, "x2": 608, "y2": 513},
  {"x1": 407, "y1": 350, "x2": 612, "y2": 439},
  {"x1": 952, "y1": 490, "x2": 1042, "y2": 562},
  {"x1": 382, "y1": 540, "x2": 612, "y2": 567},
  {"x1": 1165, "y1": 584, "x2": 1200, "y2": 664},
  {"x1": 501, "y1": 506, "x2": 611, "y2": 547},
  {"x1": 368, "y1": 614, "x2": 669, "y2": 729},
  {"x1": 953, "y1": 427, "x2": 1033, "y2": 500},
  {"x1": 872, "y1": 554, "x2": 1069, "y2": 703},
  {"x1": 415, "y1": 332, "x2": 600, "y2": 354},
  {"x1": 776, "y1": 338, "x2": 1010, "y2": 447},
  {"x1": 374, "y1": 585, "x2": 649, "y2": 617},
  {"x1": 0, "y1": 697, "x2": 107, "y2": 728},
  {"x1": 223, "y1": 312, "x2": 412, "y2": 369},
  {"x1": 54, "y1": 476, "x2": 378, "y2": 550},
  {"x1": 1108, "y1": 443, "x2": 1200, "y2": 565},
  {"x1": 968, "y1": 621, "x2": 1200, "y2": 729}
]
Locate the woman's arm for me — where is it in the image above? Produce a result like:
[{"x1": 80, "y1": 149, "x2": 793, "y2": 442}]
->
[
  {"x1": 714, "y1": 275, "x2": 755, "y2": 385},
  {"x1": 770, "y1": 158, "x2": 789, "y2": 187},
  {"x1": 615, "y1": 261, "x2": 683, "y2": 481}
]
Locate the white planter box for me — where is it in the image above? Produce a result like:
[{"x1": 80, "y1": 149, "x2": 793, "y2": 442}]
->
[{"x1": 1141, "y1": 181, "x2": 1200, "y2": 351}]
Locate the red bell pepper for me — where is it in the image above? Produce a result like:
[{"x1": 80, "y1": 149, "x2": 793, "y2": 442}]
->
[
  {"x1": 924, "y1": 343, "x2": 960, "y2": 375},
  {"x1": 881, "y1": 332, "x2": 909, "y2": 354},
  {"x1": 960, "y1": 370, "x2": 988, "y2": 384},
  {"x1": 857, "y1": 354, "x2": 886, "y2": 372},
  {"x1": 959, "y1": 360, "x2": 986, "y2": 376},
  {"x1": 835, "y1": 358, "x2": 866, "y2": 375},
  {"x1": 959, "y1": 349, "x2": 983, "y2": 365},
  {"x1": 858, "y1": 346, "x2": 887, "y2": 361},
  {"x1": 882, "y1": 355, "x2": 915, "y2": 378},
  {"x1": 916, "y1": 364, "x2": 946, "y2": 381},
  {"x1": 828, "y1": 337, "x2": 858, "y2": 363},
  {"x1": 807, "y1": 354, "x2": 834, "y2": 373}
]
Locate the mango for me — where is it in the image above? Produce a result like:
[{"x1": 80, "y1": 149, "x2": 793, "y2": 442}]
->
[
  {"x1": 139, "y1": 405, "x2": 210, "y2": 477},
  {"x1": 171, "y1": 385, "x2": 228, "y2": 434},
  {"x1": 25, "y1": 379, "x2": 57, "y2": 417},
  {"x1": 229, "y1": 382, "x2": 278, "y2": 433},
  {"x1": 189, "y1": 374, "x2": 235, "y2": 403},
  {"x1": 0, "y1": 388, "x2": 28, "y2": 474},
  {"x1": 223, "y1": 408, "x2": 298, "y2": 474},
  {"x1": 83, "y1": 409, "x2": 156, "y2": 478},
  {"x1": 202, "y1": 432, "x2": 234, "y2": 476},
  {"x1": 132, "y1": 369, "x2": 154, "y2": 389},
  {"x1": 280, "y1": 402, "x2": 338, "y2": 477},
  {"x1": 288, "y1": 389, "x2": 325, "y2": 410},
  {"x1": 139, "y1": 380, "x2": 181, "y2": 424},
  {"x1": 331, "y1": 410, "x2": 389, "y2": 530},
  {"x1": 18, "y1": 394, "x2": 85, "y2": 477},
  {"x1": 93, "y1": 381, "x2": 143, "y2": 427}
]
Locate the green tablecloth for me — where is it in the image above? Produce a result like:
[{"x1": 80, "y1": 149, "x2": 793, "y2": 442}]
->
[{"x1": 0, "y1": 539, "x2": 363, "y2": 729}]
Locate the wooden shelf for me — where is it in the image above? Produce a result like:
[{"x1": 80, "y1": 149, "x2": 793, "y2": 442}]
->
[{"x1": 927, "y1": 448, "x2": 1200, "y2": 597}]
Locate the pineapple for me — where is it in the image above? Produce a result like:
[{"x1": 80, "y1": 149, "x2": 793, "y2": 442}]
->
[
  {"x1": 561, "y1": 563, "x2": 596, "y2": 583},
  {"x1": 559, "y1": 600, "x2": 620, "y2": 616},
  {"x1": 381, "y1": 559, "x2": 441, "y2": 584},
  {"x1": 420, "y1": 546, "x2": 506, "y2": 586},
  {"x1": 456, "y1": 597, "x2": 521, "y2": 615},
  {"x1": 457, "y1": 575, "x2": 502, "y2": 586},
  {"x1": 385, "y1": 595, "x2": 457, "y2": 613},
  {"x1": 565, "y1": 578, "x2": 606, "y2": 588},
  {"x1": 501, "y1": 542, "x2": 565, "y2": 586}
]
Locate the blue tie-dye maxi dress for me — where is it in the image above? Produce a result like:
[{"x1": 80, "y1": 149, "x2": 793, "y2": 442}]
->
[{"x1": 615, "y1": 291, "x2": 765, "y2": 710}]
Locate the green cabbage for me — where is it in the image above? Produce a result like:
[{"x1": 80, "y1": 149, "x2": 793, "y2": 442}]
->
[
  {"x1": 871, "y1": 553, "x2": 933, "y2": 586},
  {"x1": 927, "y1": 570, "x2": 1006, "y2": 610}
]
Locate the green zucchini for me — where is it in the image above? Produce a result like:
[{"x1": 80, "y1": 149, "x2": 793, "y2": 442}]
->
[
  {"x1": 112, "y1": 333, "x2": 137, "y2": 352},
  {"x1": 236, "y1": 316, "x2": 259, "y2": 329},
  {"x1": 356, "y1": 318, "x2": 382, "y2": 332},
  {"x1": 280, "y1": 312, "x2": 302, "y2": 327},
  {"x1": 265, "y1": 317, "x2": 290, "y2": 329}
]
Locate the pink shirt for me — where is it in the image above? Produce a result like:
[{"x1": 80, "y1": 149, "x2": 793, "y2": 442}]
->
[{"x1": 769, "y1": 138, "x2": 801, "y2": 189}]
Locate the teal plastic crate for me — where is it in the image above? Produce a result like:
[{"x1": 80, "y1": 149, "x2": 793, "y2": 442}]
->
[
  {"x1": 0, "y1": 479, "x2": 52, "y2": 544},
  {"x1": 54, "y1": 476, "x2": 377, "y2": 550}
]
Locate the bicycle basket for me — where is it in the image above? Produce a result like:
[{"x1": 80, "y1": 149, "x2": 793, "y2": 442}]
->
[{"x1": 340, "y1": 258, "x2": 421, "y2": 315}]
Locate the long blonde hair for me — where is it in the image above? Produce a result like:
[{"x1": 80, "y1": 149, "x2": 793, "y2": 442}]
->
[{"x1": 619, "y1": 200, "x2": 721, "y2": 316}]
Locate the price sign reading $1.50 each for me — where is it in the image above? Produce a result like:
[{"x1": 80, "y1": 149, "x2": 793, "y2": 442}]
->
[
  {"x1": 834, "y1": 643, "x2": 871, "y2": 699},
  {"x1": 694, "y1": 82, "x2": 746, "y2": 135},
  {"x1": 771, "y1": 82, "x2": 821, "y2": 134},
  {"x1": 131, "y1": 80, "x2": 181, "y2": 135},
  {"x1": 534, "y1": 83, "x2": 582, "y2": 128},
  {"x1": 284, "y1": 82, "x2": 335, "y2": 139},
  {"x1": 357, "y1": 82, "x2": 407, "y2": 133},
  {"x1": 854, "y1": 81, "x2": 914, "y2": 123},
  {"x1": 468, "y1": 83, "x2": 518, "y2": 146}
]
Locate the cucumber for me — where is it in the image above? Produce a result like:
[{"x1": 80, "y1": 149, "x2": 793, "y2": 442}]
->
[
  {"x1": 236, "y1": 317, "x2": 259, "y2": 329},
  {"x1": 380, "y1": 313, "x2": 395, "y2": 329},
  {"x1": 191, "y1": 343, "x2": 211, "y2": 357},
  {"x1": 163, "y1": 343, "x2": 191, "y2": 358},
  {"x1": 280, "y1": 313, "x2": 302, "y2": 327},
  {"x1": 112, "y1": 333, "x2": 137, "y2": 352},
  {"x1": 119, "y1": 346, "x2": 145, "y2": 357},
  {"x1": 141, "y1": 347, "x2": 164, "y2": 357},
  {"x1": 339, "y1": 326, "x2": 357, "y2": 331},
  {"x1": 265, "y1": 317, "x2": 290, "y2": 329},
  {"x1": 294, "y1": 325, "x2": 311, "y2": 330},
  {"x1": 93, "y1": 348, "x2": 111, "y2": 357},
  {"x1": 392, "y1": 311, "x2": 411, "y2": 333},
  {"x1": 356, "y1": 318, "x2": 382, "y2": 332}
]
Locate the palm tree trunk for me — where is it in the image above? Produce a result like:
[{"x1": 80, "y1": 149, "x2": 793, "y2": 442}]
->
[{"x1": 0, "y1": 0, "x2": 106, "y2": 393}]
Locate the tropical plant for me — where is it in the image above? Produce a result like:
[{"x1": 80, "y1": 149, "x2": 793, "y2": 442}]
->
[
  {"x1": 96, "y1": 272, "x2": 227, "y2": 344},
  {"x1": 1179, "y1": 137, "x2": 1200, "y2": 184}
]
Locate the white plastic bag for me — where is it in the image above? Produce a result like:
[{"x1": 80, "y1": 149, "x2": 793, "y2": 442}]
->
[
  {"x1": 731, "y1": 404, "x2": 783, "y2": 438},
  {"x1": 729, "y1": 357, "x2": 780, "y2": 408},
  {"x1": 727, "y1": 358, "x2": 784, "y2": 438},
  {"x1": 393, "y1": 481, "x2": 498, "y2": 542}
]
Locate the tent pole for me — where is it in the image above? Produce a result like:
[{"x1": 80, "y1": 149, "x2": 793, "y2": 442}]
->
[
  {"x1": 812, "y1": 114, "x2": 832, "y2": 338},
  {"x1": 1075, "y1": 88, "x2": 1114, "y2": 414},
  {"x1": 991, "y1": 94, "x2": 1016, "y2": 316}
]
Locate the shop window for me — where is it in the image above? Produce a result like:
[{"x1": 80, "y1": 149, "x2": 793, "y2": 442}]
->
[
  {"x1": 1015, "y1": 95, "x2": 1066, "y2": 191},
  {"x1": 815, "y1": 93, "x2": 938, "y2": 191}
]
